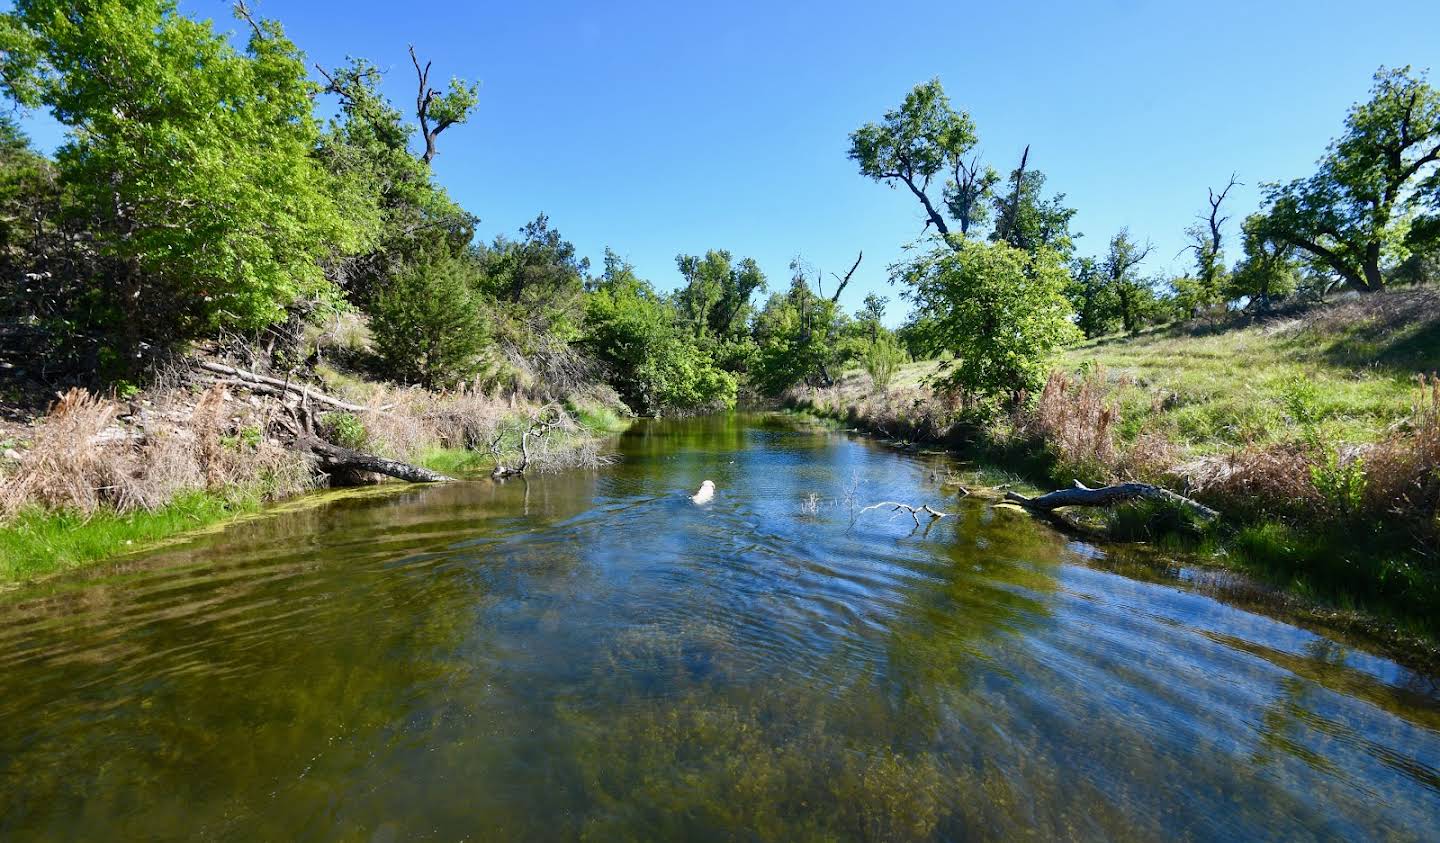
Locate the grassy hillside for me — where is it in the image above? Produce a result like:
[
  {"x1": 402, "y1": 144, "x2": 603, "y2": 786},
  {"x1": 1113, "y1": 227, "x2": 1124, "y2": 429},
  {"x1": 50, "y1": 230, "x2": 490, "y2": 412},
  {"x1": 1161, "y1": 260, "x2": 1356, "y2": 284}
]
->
[{"x1": 1062, "y1": 289, "x2": 1439, "y2": 456}]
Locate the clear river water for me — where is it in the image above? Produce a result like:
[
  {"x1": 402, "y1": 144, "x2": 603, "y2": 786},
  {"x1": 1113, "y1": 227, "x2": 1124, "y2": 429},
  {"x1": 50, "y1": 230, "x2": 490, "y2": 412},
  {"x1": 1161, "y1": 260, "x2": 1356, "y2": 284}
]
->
[{"x1": 2, "y1": 414, "x2": 1438, "y2": 840}]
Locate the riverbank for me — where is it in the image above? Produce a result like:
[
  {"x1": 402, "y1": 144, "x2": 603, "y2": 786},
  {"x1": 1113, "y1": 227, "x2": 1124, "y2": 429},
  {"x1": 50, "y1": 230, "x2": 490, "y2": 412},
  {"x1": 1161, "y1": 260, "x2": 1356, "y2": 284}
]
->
[
  {"x1": 785, "y1": 289, "x2": 1440, "y2": 639},
  {"x1": 0, "y1": 361, "x2": 630, "y2": 586}
]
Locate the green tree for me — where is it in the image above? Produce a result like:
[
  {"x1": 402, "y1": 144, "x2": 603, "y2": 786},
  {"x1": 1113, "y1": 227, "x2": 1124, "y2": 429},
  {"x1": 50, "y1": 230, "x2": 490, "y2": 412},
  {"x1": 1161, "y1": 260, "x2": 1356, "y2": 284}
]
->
[
  {"x1": 1067, "y1": 256, "x2": 1120, "y2": 339},
  {"x1": 583, "y1": 251, "x2": 736, "y2": 413},
  {"x1": 369, "y1": 249, "x2": 485, "y2": 389},
  {"x1": 478, "y1": 214, "x2": 590, "y2": 344},
  {"x1": 1255, "y1": 67, "x2": 1440, "y2": 292},
  {"x1": 0, "y1": 0, "x2": 361, "y2": 345},
  {"x1": 897, "y1": 239, "x2": 1079, "y2": 397},
  {"x1": 1101, "y1": 229, "x2": 1155, "y2": 335},
  {"x1": 1228, "y1": 214, "x2": 1300, "y2": 310},
  {"x1": 751, "y1": 262, "x2": 844, "y2": 395},
  {"x1": 856, "y1": 293, "x2": 888, "y2": 342},
  {"x1": 314, "y1": 56, "x2": 476, "y2": 308},
  {"x1": 990, "y1": 154, "x2": 1079, "y2": 258}
]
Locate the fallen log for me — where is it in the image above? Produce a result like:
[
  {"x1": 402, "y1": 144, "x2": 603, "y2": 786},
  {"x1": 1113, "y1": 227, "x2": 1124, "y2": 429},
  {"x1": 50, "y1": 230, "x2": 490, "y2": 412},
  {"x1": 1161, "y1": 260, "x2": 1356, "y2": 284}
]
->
[
  {"x1": 274, "y1": 386, "x2": 453, "y2": 484},
  {"x1": 1005, "y1": 481, "x2": 1218, "y2": 521},
  {"x1": 195, "y1": 361, "x2": 378, "y2": 414},
  {"x1": 303, "y1": 438, "x2": 454, "y2": 483}
]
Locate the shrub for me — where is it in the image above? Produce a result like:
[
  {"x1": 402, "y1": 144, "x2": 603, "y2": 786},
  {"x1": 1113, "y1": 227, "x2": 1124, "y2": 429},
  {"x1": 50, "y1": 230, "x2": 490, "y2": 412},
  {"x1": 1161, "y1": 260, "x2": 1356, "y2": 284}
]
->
[
  {"x1": 863, "y1": 334, "x2": 907, "y2": 392},
  {"x1": 369, "y1": 249, "x2": 487, "y2": 389},
  {"x1": 896, "y1": 239, "x2": 1080, "y2": 398}
]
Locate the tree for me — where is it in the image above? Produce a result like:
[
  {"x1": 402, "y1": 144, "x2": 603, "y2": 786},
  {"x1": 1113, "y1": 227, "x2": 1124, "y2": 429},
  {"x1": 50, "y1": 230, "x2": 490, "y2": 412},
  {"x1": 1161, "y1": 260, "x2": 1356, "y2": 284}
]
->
[
  {"x1": 314, "y1": 56, "x2": 475, "y2": 308},
  {"x1": 990, "y1": 150, "x2": 1079, "y2": 258},
  {"x1": 857, "y1": 293, "x2": 888, "y2": 342},
  {"x1": 1067, "y1": 256, "x2": 1120, "y2": 339},
  {"x1": 407, "y1": 46, "x2": 479, "y2": 166},
  {"x1": 1179, "y1": 174, "x2": 1239, "y2": 314},
  {"x1": 583, "y1": 250, "x2": 736, "y2": 413},
  {"x1": 0, "y1": 0, "x2": 361, "y2": 347},
  {"x1": 1255, "y1": 67, "x2": 1440, "y2": 292},
  {"x1": 1101, "y1": 229, "x2": 1155, "y2": 334},
  {"x1": 478, "y1": 214, "x2": 590, "y2": 343},
  {"x1": 674, "y1": 250, "x2": 766, "y2": 341},
  {"x1": 897, "y1": 239, "x2": 1079, "y2": 397},
  {"x1": 848, "y1": 79, "x2": 989, "y2": 239},
  {"x1": 369, "y1": 249, "x2": 486, "y2": 389},
  {"x1": 1228, "y1": 214, "x2": 1300, "y2": 310}
]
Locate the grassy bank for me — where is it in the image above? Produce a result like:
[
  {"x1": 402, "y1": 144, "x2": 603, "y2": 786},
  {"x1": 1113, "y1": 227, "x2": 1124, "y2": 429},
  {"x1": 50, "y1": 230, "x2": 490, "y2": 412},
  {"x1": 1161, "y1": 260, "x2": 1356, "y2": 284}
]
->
[
  {"x1": 0, "y1": 491, "x2": 260, "y2": 584},
  {"x1": 0, "y1": 366, "x2": 632, "y2": 586},
  {"x1": 787, "y1": 289, "x2": 1440, "y2": 637}
]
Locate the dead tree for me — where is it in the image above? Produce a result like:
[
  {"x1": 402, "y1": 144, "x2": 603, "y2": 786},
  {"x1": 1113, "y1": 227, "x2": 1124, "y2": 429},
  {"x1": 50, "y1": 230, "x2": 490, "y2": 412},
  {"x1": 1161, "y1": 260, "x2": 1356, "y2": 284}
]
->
[
  {"x1": 488, "y1": 406, "x2": 565, "y2": 479},
  {"x1": 275, "y1": 388, "x2": 454, "y2": 484},
  {"x1": 1005, "y1": 480, "x2": 1218, "y2": 521}
]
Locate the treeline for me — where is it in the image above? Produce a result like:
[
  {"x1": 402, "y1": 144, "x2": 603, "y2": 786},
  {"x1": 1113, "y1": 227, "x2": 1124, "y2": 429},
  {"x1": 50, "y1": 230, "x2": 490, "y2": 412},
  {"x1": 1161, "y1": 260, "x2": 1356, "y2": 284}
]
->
[
  {"x1": 0, "y1": 2, "x2": 1435, "y2": 421},
  {"x1": 0, "y1": 0, "x2": 906, "y2": 419},
  {"x1": 853, "y1": 70, "x2": 1439, "y2": 403}
]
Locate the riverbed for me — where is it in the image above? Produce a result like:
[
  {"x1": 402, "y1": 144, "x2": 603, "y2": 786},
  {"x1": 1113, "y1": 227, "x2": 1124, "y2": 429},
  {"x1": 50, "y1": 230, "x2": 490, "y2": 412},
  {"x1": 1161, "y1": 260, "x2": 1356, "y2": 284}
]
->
[{"x1": 2, "y1": 414, "x2": 1437, "y2": 840}]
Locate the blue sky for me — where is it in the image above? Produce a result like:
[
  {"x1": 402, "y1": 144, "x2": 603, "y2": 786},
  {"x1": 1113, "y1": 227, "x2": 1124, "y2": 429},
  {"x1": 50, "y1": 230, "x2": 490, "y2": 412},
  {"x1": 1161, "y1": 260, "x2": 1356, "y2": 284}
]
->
[{"x1": 14, "y1": 0, "x2": 1440, "y2": 323}]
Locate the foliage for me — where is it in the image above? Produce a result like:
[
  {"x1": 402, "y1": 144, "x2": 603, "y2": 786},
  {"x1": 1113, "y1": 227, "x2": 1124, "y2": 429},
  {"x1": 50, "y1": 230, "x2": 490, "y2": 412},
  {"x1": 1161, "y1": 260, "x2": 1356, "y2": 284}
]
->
[
  {"x1": 989, "y1": 165, "x2": 1078, "y2": 258},
  {"x1": 583, "y1": 251, "x2": 736, "y2": 413},
  {"x1": 1101, "y1": 229, "x2": 1158, "y2": 335},
  {"x1": 897, "y1": 239, "x2": 1079, "y2": 397},
  {"x1": 0, "y1": 0, "x2": 362, "y2": 345},
  {"x1": 862, "y1": 333, "x2": 907, "y2": 391},
  {"x1": 369, "y1": 249, "x2": 486, "y2": 389},
  {"x1": 320, "y1": 412, "x2": 370, "y2": 451},
  {"x1": 1228, "y1": 214, "x2": 1300, "y2": 309},
  {"x1": 1254, "y1": 67, "x2": 1440, "y2": 293},
  {"x1": 1067, "y1": 256, "x2": 1119, "y2": 339}
]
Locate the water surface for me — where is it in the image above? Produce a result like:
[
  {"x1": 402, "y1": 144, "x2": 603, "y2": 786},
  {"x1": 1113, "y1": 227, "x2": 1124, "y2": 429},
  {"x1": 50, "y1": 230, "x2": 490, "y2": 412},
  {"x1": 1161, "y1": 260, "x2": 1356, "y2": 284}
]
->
[{"x1": 2, "y1": 414, "x2": 1438, "y2": 840}]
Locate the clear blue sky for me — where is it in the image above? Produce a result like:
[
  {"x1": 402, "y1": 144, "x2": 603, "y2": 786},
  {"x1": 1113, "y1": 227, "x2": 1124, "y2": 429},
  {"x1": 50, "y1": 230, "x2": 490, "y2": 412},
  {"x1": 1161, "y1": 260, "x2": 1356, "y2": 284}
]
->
[{"x1": 14, "y1": 0, "x2": 1440, "y2": 323}]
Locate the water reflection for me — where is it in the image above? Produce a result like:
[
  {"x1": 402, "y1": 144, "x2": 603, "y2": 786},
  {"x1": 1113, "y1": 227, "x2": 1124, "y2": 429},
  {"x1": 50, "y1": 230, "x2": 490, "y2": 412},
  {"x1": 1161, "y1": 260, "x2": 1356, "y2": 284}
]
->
[{"x1": 0, "y1": 414, "x2": 1436, "y2": 840}]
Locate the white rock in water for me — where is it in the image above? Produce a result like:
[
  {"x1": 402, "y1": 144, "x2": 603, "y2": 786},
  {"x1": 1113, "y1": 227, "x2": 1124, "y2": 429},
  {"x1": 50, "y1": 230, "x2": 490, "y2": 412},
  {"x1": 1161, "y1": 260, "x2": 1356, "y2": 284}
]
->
[{"x1": 691, "y1": 480, "x2": 716, "y2": 504}]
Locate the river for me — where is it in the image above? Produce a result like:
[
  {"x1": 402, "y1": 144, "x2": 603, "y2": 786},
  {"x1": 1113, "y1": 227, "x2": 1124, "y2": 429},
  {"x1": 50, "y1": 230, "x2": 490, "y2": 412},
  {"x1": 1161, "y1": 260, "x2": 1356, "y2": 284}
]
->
[{"x1": 1, "y1": 414, "x2": 1437, "y2": 840}]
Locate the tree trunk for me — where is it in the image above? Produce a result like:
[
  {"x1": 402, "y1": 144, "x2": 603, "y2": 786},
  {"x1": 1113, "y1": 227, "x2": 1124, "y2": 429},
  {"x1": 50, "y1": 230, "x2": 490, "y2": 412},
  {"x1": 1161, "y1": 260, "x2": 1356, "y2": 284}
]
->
[
  {"x1": 1361, "y1": 243, "x2": 1385, "y2": 292},
  {"x1": 1005, "y1": 481, "x2": 1218, "y2": 521},
  {"x1": 301, "y1": 437, "x2": 454, "y2": 483}
]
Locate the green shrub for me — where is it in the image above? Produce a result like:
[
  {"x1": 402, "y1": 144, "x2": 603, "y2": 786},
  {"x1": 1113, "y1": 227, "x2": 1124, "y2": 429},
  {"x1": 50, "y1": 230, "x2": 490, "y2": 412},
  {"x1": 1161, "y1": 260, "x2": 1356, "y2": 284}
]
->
[
  {"x1": 320, "y1": 412, "x2": 369, "y2": 451},
  {"x1": 369, "y1": 249, "x2": 487, "y2": 389}
]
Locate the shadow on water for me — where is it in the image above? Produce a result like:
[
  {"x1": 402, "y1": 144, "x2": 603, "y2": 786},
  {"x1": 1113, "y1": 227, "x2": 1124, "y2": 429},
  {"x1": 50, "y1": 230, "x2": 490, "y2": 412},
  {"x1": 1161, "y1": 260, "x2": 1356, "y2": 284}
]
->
[{"x1": 1, "y1": 413, "x2": 1438, "y2": 840}]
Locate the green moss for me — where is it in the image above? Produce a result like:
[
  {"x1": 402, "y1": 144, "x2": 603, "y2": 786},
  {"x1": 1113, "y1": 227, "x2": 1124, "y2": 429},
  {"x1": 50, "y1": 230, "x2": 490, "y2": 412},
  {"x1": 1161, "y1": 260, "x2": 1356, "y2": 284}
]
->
[{"x1": 0, "y1": 491, "x2": 260, "y2": 584}]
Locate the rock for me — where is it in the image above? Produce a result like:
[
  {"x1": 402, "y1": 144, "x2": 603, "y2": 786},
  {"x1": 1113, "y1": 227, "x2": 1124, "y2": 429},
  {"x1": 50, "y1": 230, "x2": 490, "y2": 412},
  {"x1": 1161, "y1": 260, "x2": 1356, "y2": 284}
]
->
[{"x1": 3, "y1": 448, "x2": 21, "y2": 461}]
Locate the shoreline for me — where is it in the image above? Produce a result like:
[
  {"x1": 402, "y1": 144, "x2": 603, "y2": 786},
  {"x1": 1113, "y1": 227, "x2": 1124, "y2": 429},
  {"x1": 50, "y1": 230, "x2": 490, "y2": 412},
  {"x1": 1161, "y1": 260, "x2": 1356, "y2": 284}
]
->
[{"x1": 783, "y1": 399, "x2": 1440, "y2": 665}]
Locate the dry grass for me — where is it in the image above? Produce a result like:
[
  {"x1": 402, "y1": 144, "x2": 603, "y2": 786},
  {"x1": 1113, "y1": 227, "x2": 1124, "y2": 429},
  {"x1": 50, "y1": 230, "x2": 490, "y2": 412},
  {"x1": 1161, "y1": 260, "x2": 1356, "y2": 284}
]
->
[
  {"x1": 0, "y1": 387, "x2": 312, "y2": 521},
  {"x1": 1025, "y1": 370, "x2": 1117, "y2": 481}
]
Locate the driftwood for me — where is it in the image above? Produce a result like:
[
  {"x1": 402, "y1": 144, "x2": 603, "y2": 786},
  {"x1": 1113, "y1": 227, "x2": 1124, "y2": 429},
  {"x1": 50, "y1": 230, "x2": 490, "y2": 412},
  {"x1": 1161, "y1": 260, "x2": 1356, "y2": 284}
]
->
[
  {"x1": 858, "y1": 501, "x2": 949, "y2": 526},
  {"x1": 276, "y1": 387, "x2": 453, "y2": 484},
  {"x1": 489, "y1": 406, "x2": 564, "y2": 479},
  {"x1": 1005, "y1": 481, "x2": 1219, "y2": 521},
  {"x1": 195, "y1": 361, "x2": 380, "y2": 414}
]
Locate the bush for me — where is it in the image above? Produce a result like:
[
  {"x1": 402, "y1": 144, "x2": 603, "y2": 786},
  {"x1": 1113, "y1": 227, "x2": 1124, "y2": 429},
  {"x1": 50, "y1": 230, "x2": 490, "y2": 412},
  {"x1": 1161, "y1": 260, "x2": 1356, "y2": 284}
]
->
[
  {"x1": 863, "y1": 334, "x2": 907, "y2": 391},
  {"x1": 896, "y1": 239, "x2": 1079, "y2": 398},
  {"x1": 369, "y1": 250, "x2": 487, "y2": 389}
]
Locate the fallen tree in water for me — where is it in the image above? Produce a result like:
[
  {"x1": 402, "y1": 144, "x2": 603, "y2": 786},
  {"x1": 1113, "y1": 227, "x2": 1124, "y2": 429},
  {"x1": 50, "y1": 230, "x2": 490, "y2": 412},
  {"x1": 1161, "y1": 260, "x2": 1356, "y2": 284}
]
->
[
  {"x1": 1005, "y1": 480, "x2": 1219, "y2": 521},
  {"x1": 858, "y1": 501, "x2": 949, "y2": 526},
  {"x1": 274, "y1": 386, "x2": 453, "y2": 484}
]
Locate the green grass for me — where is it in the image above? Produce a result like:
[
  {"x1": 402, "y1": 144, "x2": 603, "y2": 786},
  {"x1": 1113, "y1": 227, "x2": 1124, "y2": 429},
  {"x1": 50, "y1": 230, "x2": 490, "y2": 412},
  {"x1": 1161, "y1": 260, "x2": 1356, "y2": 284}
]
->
[
  {"x1": 1061, "y1": 320, "x2": 1421, "y2": 455},
  {"x1": 415, "y1": 446, "x2": 493, "y2": 476},
  {"x1": 0, "y1": 491, "x2": 261, "y2": 583}
]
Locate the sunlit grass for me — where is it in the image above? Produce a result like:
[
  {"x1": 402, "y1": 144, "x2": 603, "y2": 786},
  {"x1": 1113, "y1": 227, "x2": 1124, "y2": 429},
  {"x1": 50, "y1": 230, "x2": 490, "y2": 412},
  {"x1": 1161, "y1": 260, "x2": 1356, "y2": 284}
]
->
[{"x1": 0, "y1": 491, "x2": 259, "y2": 583}]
